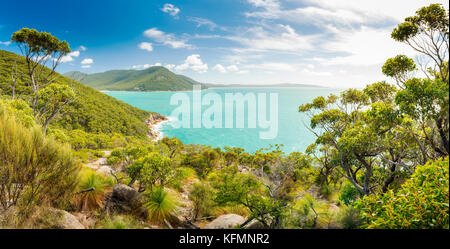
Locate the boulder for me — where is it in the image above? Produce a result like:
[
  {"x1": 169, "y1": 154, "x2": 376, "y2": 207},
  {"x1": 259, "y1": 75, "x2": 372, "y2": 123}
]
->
[
  {"x1": 57, "y1": 210, "x2": 85, "y2": 229},
  {"x1": 105, "y1": 184, "x2": 148, "y2": 219},
  {"x1": 205, "y1": 214, "x2": 245, "y2": 229},
  {"x1": 243, "y1": 219, "x2": 265, "y2": 229}
]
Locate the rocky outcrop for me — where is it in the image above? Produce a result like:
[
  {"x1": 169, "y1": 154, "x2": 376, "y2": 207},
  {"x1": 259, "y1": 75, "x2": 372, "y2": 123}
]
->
[
  {"x1": 104, "y1": 184, "x2": 148, "y2": 219},
  {"x1": 146, "y1": 113, "x2": 168, "y2": 140},
  {"x1": 205, "y1": 214, "x2": 245, "y2": 229}
]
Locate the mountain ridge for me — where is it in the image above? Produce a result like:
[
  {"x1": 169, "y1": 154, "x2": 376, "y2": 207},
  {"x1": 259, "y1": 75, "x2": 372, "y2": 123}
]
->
[{"x1": 64, "y1": 66, "x2": 206, "y2": 91}]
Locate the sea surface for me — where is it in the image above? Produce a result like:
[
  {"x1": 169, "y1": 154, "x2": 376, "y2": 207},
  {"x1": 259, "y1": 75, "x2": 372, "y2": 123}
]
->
[{"x1": 105, "y1": 87, "x2": 341, "y2": 154}]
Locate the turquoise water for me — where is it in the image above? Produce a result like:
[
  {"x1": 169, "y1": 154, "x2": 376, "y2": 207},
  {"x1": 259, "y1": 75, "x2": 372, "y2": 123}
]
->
[{"x1": 105, "y1": 87, "x2": 341, "y2": 154}]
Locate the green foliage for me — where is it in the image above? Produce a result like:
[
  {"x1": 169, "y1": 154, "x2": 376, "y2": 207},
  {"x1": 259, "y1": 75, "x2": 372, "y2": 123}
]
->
[
  {"x1": 0, "y1": 97, "x2": 35, "y2": 127},
  {"x1": 355, "y1": 157, "x2": 449, "y2": 229},
  {"x1": 127, "y1": 152, "x2": 172, "y2": 191},
  {"x1": 339, "y1": 181, "x2": 361, "y2": 205},
  {"x1": 181, "y1": 146, "x2": 219, "y2": 177},
  {"x1": 392, "y1": 3, "x2": 449, "y2": 42},
  {"x1": 382, "y1": 55, "x2": 416, "y2": 85},
  {"x1": 11, "y1": 28, "x2": 70, "y2": 55},
  {"x1": 189, "y1": 182, "x2": 215, "y2": 220},
  {"x1": 64, "y1": 66, "x2": 206, "y2": 91},
  {"x1": 144, "y1": 187, "x2": 178, "y2": 224},
  {"x1": 72, "y1": 169, "x2": 113, "y2": 211},
  {"x1": 0, "y1": 111, "x2": 80, "y2": 214},
  {"x1": 0, "y1": 49, "x2": 151, "y2": 137},
  {"x1": 336, "y1": 205, "x2": 362, "y2": 229}
]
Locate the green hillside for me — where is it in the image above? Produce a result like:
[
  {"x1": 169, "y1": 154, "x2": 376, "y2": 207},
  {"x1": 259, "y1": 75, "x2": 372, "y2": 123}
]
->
[
  {"x1": 64, "y1": 66, "x2": 205, "y2": 91},
  {"x1": 0, "y1": 49, "x2": 151, "y2": 136}
]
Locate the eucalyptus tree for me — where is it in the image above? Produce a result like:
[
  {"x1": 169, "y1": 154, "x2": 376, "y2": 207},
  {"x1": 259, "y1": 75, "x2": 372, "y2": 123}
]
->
[
  {"x1": 11, "y1": 28, "x2": 74, "y2": 134},
  {"x1": 387, "y1": 3, "x2": 449, "y2": 157}
]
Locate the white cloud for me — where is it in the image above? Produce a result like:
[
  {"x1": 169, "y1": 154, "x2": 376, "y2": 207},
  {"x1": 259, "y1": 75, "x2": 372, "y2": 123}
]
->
[
  {"x1": 226, "y1": 65, "x2": 239, "y2": 72},
  {"x1": 0, "y1": 41, "x2": 11, "y2": 45},
  {"x1": 212, "y1": 64, "x2": 240, "y2": 73},
  {"x1": 213, "y1": 64, "x2": 227, "y2": 73},
  {"x1": 79, "y1": 45, "x2": 87, "y2": 51},
  {"x1": 81, "y1": 58, "x2": 93, "y2": 65},
  {"x1": 188, "y1": 17, "x2": 218, "y2": 30},
  {"x1": 161, "y1": 3, "x2": 180, "y2": 17},
  {"x1": 245, "y1": 0, "x2": 449, "y2": 27},
  {"x1": 318, "y1": 26, "x2": 417, "y2": 66},
  {"x1": 244, "y1": 62, "x2": 297, "y2": 72},
  {"x1": 81, "y1": 65, "x2": 91, "y2": 69},
  {"x1": 60, "y1": 50, "x2": 80, "y2": 63},
  {"x1": 131, "y1": 63, "x2": 175, "y2": 71},
  {"x1": 143, "y1": 28, "x2": 191, "y2": 49},
  {"x1": 227, "y1": 24, "x2": 318, "y2": 53},
  {"x1": 248, "y1": 0, "x2": 280, "y2": 9},
  {"x1": 138, "y1": 42, "x2": 153, "y2": 52},
  {"x1": 175, "y1": 54, "x2": 208, "y2": 73}
]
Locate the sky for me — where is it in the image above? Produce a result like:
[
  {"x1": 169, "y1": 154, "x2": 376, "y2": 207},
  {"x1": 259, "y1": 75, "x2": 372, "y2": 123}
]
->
[{"x1": 0, "y1": 0, "x2": 448, "y2": 88}]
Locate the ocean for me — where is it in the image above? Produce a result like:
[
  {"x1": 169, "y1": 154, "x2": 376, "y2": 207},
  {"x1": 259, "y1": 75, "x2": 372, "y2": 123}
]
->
[{"x1": 105, "y1": 87, "x2": 341, "y2": 154}]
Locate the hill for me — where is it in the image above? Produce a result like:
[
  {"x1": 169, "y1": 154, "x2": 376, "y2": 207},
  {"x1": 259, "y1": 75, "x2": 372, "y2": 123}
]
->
[
  {"x1": 64, "y1": 66, "x2": 205, "y2": 91},
  {"x1": 0, "y1": 49, "x2": 151, "y2": 137}
]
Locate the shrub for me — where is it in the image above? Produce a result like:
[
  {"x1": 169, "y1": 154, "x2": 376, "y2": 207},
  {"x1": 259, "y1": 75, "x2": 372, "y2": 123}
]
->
[
  {"x1": 355, "y1": 157, "x2": 449, "y2": 229},
  {"x1": 189, "y1": 182, "x2": 215, "y2": 220},
  {"x1": 71, "y1": 169, "x2": 113, "y2": 211},
  {"x1": 0, "y1": 111, "x2": 80, "y2": 217},
  {"x1": 339, "y1": 181, "x2": 361, "y2": 205},
  {"x1": 145, "y1": 187, "x2": 178, "y2": 224},
  {"x1": 337, "y1": 205, "x2": 362, "y2": 229}
]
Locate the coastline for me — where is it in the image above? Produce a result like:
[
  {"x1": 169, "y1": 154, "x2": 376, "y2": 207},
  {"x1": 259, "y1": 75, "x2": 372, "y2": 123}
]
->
[{"x1": 146, "y1": 113, "x2": 169, "y2": 141}]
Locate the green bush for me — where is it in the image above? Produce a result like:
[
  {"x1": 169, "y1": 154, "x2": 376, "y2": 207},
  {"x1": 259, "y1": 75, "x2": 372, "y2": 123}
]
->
[
  {"x1": 145, "y1": 187, "x2": 178, "y2": 224},
  {"x1": 71, "y1": 169, "x2": 114, "y2": 211},
  {"x1": 0, "y1": 111, "x2": 80, "y2": 217},
  {"x1": 355, "y1": 157, "x2": 449, "y2": 229},
  {"x1": 337, "y1": 205, "x2": 362, "y2": 229},
  {"x1": 339, "y1": 181, "x2": 361, "y2": 205},
  {"x1": 189, "y1": 182, "x2": 215, "y2": 220}
]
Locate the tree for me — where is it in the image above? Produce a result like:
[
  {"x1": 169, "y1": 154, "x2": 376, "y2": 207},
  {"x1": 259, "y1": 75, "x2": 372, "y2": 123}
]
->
[
  {"x1": 382, "y1": 55, "x2": 416, "y2": 87},
  {"x1": 391, "y1": 3, "x2": 449, "y2": 83},
  {"x1": 11, "y1": 28, "x2": 73, "y2": 134}
]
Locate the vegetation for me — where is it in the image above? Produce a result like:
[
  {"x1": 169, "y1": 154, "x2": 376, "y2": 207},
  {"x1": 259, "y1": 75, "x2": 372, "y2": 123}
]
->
[
  {"x1": 0, "y1": 3, "x2": 448, "y2": 230},
  {"x1": 1, "y1": 49, "x2": 151, "y2": 137},
  {"x1": 145, "y1": 187, "x2": 179, "y2": 224},
  {"x1": 72, "y1": 169, "x2": 114, "y2": 211},
  {"x1": 0, "y1": 108, "x2": 80, "y2": 216},
  {"x1": 355, "y1": 157, "x2": 449, "y2": 229},
  {"x1": 64, "y1": 66, "x2": 206, "y2": 91}
]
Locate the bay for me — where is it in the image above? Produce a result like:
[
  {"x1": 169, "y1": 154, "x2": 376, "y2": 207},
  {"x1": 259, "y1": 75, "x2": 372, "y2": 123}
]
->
[{"x1": 105, "y1": 87, "x2": 342, "y2": 153}]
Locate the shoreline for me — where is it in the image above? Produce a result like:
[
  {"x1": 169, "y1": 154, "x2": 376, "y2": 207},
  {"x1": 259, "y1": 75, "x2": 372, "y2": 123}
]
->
[{"x1": 145, "y1": 113, "x2": 169, "y2": 141}]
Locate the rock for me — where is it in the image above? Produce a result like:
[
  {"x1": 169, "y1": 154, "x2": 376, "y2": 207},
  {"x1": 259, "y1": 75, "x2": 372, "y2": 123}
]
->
[
  {"x1": 205, "y1": 214, "x2": 245, "y2": 229},
  {"x1": 97, "y1": 166, "x2": 114, "y2": 176},
  {"x1": 55, "y1": 209, "x2": 85, "y2": 229},
  {"x1": 105, "y1": 184, "x2": 148, "y2": 219},
  {"x1": 243, "y1": 219, "x2": 265, "y2": 229},
  {"x1": 74, "y1": 212, "x2": 97, "y2": 229}
]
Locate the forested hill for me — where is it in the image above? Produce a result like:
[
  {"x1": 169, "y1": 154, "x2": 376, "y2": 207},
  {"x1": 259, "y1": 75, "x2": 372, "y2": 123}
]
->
[
  {"x1": 0, "y1": 49, "x2": 151, "y2": 137},
  {"x1": 64, "y1": 66, "x2": 206, "y2": 91}
]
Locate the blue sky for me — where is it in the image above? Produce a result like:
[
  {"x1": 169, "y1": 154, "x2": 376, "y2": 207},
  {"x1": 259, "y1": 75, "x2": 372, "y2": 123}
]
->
[{"x1": 1, "y1": 0, "x2": 448, "y2": 87}]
